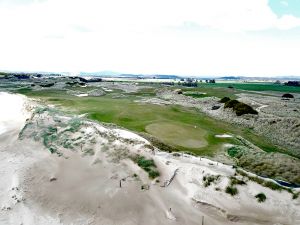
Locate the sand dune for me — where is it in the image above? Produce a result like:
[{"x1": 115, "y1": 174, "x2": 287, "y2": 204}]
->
[{"x1": 0, "y1": 92, "x2": 299, "y2": 225}]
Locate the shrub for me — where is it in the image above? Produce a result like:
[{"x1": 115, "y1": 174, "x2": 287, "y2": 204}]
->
[
  {"x1": 255, "y1": 193, "x2": 266, "y2": 202},
  {"x1": 282, "y1": 93, "x2": 294, "y2": 98},
  {"x1": 220, "y1": 97, "x2": 231, "y2": 103},
  {"x1": 292, "y1": 192, "x2": 299, "y2": 200},
  {"x1": 224, "y1": 99, "x2": 239, "y2": 108},
  {"x1": 40, "y1": 83, "x2": 54, "y2": 87},
  {"x1": 203, "y1": 175, "x2": 220, "y2": 187},
  {"x1": 224, "y1": 100, "x2": 258, "y2": 116},
  {"x1": 234, "y1": 102, "x2": 258, "y2": 116},
  {"x1": 149, "y1": 170, "x2": 160, "y2": 179},
  {"x1": 230, "y1": 177, "x2": 246, "y2": 186},
  {"x1": 227, "y1": 147, "x2": 242, "y2": 158},
  {"x1": 136, "y1": 156, "x2": 155, "y2": 168},
  {"x1": 225, "y1": 186, "x2": 238, "y2": 196},
  {"x1": 132, "y1": 155, "x2": 160, "y2": 179}
]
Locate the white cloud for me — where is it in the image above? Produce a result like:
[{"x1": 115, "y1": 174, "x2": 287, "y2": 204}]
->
[
  {"x1": 0, "y1": 0, "x2": 299, "y2": 76},
  {"x1": 280, "y1": 1, "x2": 289, "y2": 7}
]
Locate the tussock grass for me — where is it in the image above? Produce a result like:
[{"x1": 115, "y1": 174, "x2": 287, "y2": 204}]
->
[
  {"x1": 202, "y1": 174, "x2": 220, "y2": 187},
  {"x1": 132, "y1": 155, "x2": 160, "y2": 179},
  {"x1": 230, "y1": 176, "x2": 246, "y2": 186},
  {"x1": 225, "y1": 186, "x2": 238, "y2": 196}
]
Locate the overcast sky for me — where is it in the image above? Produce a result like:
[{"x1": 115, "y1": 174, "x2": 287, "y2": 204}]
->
[{"x1": 0, "y1": 0, "x2": 300, "y2": 76}]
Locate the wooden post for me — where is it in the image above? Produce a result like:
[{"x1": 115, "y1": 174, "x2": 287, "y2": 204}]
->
[{"x1": 202, "y1": 216, "x2": 204, "y2": 225}]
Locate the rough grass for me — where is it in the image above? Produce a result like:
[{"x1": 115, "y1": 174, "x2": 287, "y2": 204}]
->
[
  {"x1": 202, "y1": 174, "x2": 220, "y2": 187},
  {"x1": 183, "y1": 92, "x2": 207, "y2": 98},
  {"x1": 230, "y1": 176, "x2": 246, "y2": 186},
  {"x1": 235, "y1": 169, "x2": 298, "y2": 195},
  {"x1": 225, "y1": 185, "x2": 238, "y2": 196},
  {"x1": 132, "y1": 155, "x2": 160, "y2": 179}
]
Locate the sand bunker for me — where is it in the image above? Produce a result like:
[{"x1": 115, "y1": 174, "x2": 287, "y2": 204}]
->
[{"x1": 215, "y1": 134, "x2": 233, "y2": 138}]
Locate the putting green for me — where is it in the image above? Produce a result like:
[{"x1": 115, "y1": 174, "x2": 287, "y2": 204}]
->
[{"x1": 145, "y1": 122, "x2": 207, "y2": 149}]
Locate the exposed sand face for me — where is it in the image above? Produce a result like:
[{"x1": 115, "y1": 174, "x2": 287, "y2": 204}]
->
[
  {"x1": 0, "y1": 92, "x2": 30, "y2": 137},
  {"x1": 0, "y1": 92, "x2": 299, "y2": 225}
]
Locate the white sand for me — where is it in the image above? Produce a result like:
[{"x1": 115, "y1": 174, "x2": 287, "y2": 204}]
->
[
  {"x1": 0, "y1": 92, "x2": 31, "y2": 136},
  {"x1": 215, "y1": 134, "x2": 233, "y2": 138},
  {"x1": 76, "y1": 94, "x2": 88, "y2": 97}
]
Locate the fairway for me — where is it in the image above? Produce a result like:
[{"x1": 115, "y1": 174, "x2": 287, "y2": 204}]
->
[{"x1": 145, "y1": 122, "x2": 207, "y2": 149}]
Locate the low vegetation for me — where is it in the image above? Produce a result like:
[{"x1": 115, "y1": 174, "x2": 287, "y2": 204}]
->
[
  {"x1": 202, "y1": 174, "x2": 220, "y2": 187},
  {"x1": 225, "y1": 185, "x2": 238, "y2": 196},
  {"x1": 132, "y1": 155, "x2": 160, "y2": 179},
  {"x1": 235, "y1": 169, "x2": 300, "y2": 199},
  {"x1": 228, "y1": 144, "x2": 300, "y2": 186},
  {"x1": 282, "y1": 93, "x2": 294, "y2": 98},
  {"x1": 292, "y1": 192, "x2": 300, "y2": 200},
  {"x1": 224, "y1": 99, "x2": 258, "y2": 116},
  {"x1": 255, "y1": 193, "x2": 267, "y2": 203},
  {"x1": 230, "y1": 176, "x2": 246, "y2": 186},
  {"x1": 219, "y1": 97, "x2": 231, "y2": 103}
]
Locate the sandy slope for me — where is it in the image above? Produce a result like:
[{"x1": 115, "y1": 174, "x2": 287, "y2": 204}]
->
[{"x1": 0, "y1": 92, "x2": 299, "y2": 225}]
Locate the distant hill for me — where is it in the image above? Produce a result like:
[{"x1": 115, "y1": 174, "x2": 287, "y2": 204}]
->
[
  {"x1": 79, "y1": 71, "x2": 121, "y2": 77},
  {"x1": 78, "y1": 72, "x2": 181, "y2": 79}
]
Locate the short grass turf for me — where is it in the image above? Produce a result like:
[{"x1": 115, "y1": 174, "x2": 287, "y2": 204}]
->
[{"x1": 145, "y1": 122, "x2": 207, "y2": 149}]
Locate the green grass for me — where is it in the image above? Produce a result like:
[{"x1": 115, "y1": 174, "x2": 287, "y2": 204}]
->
[
  {"x1": 16, "y1": 87, "x2": 285, "y2": 157},
  {"x1": 132, "y1": 155, "x2": 160, "y2": 179},
  {"x1": 230, "y1": 176, "x2": 246, "y2": 186},
  {"x1": 227, "y1": 147, "x2": 242, "y2": 158},
  {"x1": 195, "y1": 82, "x2": 300, "y2": 93},
  {"x1": 225, "y1": 185, "x2": 238, "y2": 196},
  {"x1": 145, "y1": 122, "x2": 207, "y2": 149}
]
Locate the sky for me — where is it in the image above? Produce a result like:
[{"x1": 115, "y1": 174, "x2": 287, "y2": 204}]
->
[{"x1": 0, "y1": 0, "x2": 300, "y2": 76}]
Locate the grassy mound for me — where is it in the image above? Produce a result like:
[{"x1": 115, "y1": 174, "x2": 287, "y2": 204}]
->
[
  {"x1": 219, "y1": 97, "x2": 231, "y2": 103},
  {"x1": 282, "y1": 93, "x2": 294, "y2": 98},
  {"x1": 224, "y1": 99, "x2": 258, "y2": 116}
]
